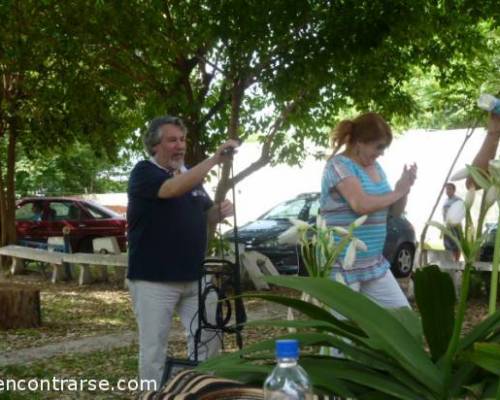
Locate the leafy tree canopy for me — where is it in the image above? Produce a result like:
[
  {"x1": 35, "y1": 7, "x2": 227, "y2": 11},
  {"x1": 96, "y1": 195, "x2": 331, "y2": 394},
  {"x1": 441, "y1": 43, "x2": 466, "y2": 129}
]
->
[
  {"x1": 0, "y1": 0, "x2": 498, "y2": 245},
  {"x1": 14, "y1": 141, "x2": 130, "y2": 197},
  {"x1": 71, "y1": 0, "x2": 499, "y2": 168}
]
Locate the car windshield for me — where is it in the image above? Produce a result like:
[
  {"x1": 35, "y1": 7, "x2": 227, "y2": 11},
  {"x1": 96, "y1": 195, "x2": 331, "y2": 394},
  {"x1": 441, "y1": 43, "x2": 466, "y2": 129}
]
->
[{"x1": 261, "y1": 198, "x2": 307, "y2": 220}]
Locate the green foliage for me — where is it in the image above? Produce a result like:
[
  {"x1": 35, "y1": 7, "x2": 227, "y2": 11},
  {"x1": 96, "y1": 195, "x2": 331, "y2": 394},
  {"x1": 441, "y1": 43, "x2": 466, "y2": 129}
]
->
[
  {"x1": 14, "y1": 141, "x2": 130, "y2": 196},
  {"x1": 0, "y1": 1, "x2": 498, "y2": 243},
  {"x1": 71, "y1": 0, "x2": 500, "y2": 166},
  {"x1": 469, "y1": 343, "x2": 500, "y2": 375},
  {"x1": 414, "y1": 266, "x2": 456, "y2": 361},
  {"x1": 0, "y1": 0, "x2": 132, "y2": 154},
  {"x1": 393, "y1": 27, "x2": 500, "y2": 130},
  {"x1": 198, "y1": 272, "x2": 500, "y2": 399}
]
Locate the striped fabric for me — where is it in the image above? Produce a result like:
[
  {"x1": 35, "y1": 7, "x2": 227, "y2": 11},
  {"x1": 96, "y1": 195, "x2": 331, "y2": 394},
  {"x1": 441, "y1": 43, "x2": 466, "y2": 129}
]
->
[
  {"x1": 139, "y1": 369, "x2": 332, "y2": 399},
  {"x1": 139, "y1": 370, "x2": 264, "y2": 400},
  {"x1": 320, "y1": 155, "x2": 391, "y2": 284}
]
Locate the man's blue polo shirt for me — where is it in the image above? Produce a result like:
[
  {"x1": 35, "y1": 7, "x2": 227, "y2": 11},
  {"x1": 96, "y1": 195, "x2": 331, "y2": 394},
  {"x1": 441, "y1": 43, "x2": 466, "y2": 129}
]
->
[{"x1": 127, "y1": 160, "x2": 213, "y2": 282}]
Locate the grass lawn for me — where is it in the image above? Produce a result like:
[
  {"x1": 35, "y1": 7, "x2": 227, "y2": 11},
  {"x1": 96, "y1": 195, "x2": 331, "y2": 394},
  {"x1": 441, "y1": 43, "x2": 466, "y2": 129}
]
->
[
  {"x1": 0, "y1": 274, "x2": 135, "y2": 353},
  {"x1": 1, "y1": 345, "x2": 139, "y2": 399}
]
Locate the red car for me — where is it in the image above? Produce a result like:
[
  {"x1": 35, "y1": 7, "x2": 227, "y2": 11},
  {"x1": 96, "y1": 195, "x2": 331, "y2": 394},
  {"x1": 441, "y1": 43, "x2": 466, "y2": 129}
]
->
[{"x1": 15, "y1": 197, "x2": 127, "y2": 253}]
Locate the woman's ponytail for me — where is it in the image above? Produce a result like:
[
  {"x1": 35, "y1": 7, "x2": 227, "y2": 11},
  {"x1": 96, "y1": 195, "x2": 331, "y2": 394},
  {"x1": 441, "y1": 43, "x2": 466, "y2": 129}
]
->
[{"x1": 331, "y1": 119, "x2": 354, "y2": 155}]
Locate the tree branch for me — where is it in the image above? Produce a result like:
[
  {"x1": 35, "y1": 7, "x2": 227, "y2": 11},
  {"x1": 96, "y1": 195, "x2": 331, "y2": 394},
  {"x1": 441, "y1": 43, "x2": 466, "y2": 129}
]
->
[
  {"x1": 199, "y1": 84, "x2": 230, "y2": 126},
  {"x1": 230, "y1": 91, "x2": 305, "y2": 187}
]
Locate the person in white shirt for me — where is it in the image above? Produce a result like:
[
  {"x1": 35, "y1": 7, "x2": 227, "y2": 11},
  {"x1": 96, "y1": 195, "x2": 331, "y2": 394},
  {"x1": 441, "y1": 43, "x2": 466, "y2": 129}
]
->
[{"x1": 442, "y1": 182, "x2": 463, "y2": 261}]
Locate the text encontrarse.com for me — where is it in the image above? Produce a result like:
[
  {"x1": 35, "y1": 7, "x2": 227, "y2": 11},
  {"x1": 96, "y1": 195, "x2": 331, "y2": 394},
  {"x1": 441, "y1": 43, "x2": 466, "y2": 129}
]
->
[{"x1": 0, "y1": 377, "x2": 157, "y2": 392}]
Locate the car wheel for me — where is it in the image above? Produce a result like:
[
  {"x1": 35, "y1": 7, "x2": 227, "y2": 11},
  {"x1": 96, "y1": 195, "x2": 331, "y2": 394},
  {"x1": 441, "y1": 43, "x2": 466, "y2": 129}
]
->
[{"x1": 391, "y1": 243, "x2": 414, "y2": 278}]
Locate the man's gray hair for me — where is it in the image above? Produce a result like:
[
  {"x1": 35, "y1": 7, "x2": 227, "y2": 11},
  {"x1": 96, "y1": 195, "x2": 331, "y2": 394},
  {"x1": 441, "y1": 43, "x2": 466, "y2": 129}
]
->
[{"x1": 143, "y1": 115, "x2": 187, "y2": 156}]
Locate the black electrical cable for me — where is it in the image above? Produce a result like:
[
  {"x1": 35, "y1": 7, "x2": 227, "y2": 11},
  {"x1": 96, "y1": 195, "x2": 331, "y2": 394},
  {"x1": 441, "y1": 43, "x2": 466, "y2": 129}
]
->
[{"x1": 199, "y1": 283, "x2": 232, "y2": 330}]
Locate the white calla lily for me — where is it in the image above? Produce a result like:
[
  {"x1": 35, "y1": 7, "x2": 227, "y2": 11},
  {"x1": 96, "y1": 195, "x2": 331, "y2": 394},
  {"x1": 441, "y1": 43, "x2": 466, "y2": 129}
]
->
[
  {"x1": 278, "y1": 226, "x2": 300, "y2": 245},
  {"x1": 450, "y1": 167, "x2": 469, "y2": 181},
  {"x1": 316, "y1": 214, "x2": 327, "y2": 230},
  {"x1": 290, "y1": 218, "x2": 310, "y2": 231},
  {"x1": 353, "y1": 215, "x2": 368, "y2": 228},
  {"x1": 489, "y1": 159, "x2": 500, "y2": 180},
  {"x1": 485, "y1": 186, "x2": 499, "y2": 209},
  {"x1": 332, "y1": 226, "x2": 350, "y2": 236},
  {"x1": 446, "y1": 200, "x2": 466, "y2": 225},
  {"x1": 353, "y1": 238, "x2": 368, "y2": 252},
  {"x1": 464, "y1": 188, "x2": 476, "y2": 210},
  {"x1": 343, "y1": 241, "x2": 357, "y2": 269},
  {"x1": 489, "y1": 159, "x2": 500, "y2": 172},
  {"x1": 278, "y1": 219, "x2": 309, "y2": 244}
]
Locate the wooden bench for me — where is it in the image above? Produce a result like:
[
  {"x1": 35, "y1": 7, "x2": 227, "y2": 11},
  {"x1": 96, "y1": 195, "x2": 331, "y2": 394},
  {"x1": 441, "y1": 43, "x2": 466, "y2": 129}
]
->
[
  {"x1": 62, "y1": 252, "x2": 128, "y2": 286},
  {"x1": 0, "y1": 244, "x2": 128, "y2": 287},
  {"x1": 0, "y1": 245, "x2": 66, "y2": 283}
]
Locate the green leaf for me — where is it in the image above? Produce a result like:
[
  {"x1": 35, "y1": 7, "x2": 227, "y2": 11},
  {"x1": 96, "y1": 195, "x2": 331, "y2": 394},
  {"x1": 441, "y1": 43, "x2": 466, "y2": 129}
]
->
[
  {"x1": 264, "y1": 276, "x2": 444, "y2": 396},
  {"x1": 414, "y1": 266, "x2": 456, "y2": 361},
  {"x1": 199, "y1": 330, "x2": 436, "y2": 398},
  {"x1": 459, "y1": 310, "x2": 500, "y2": 351},
  {"x1": 244, "y1": 293, "x2": 366, "y2": 338},
  {"x1": 357, "y1": 391, "x2": 401, "y2": 400},
  {"x1": 480, "y1": 378, "x2": 500, "y2": 399},
  {"x1": 387, "y1": 307, "x2": 424, "y2": 348},
  {"x1": 468, "y1": 343, "x2": 500, "y2": 375},
  {"x1": 301, "y1": 358, "x2": 425, "y2": 400},
  {"x1": 462, "y1": 381, "x2": 487, "y2": 398},
  {"x1": 447, "y1": 362, "x2": 478, "y2": 398}
]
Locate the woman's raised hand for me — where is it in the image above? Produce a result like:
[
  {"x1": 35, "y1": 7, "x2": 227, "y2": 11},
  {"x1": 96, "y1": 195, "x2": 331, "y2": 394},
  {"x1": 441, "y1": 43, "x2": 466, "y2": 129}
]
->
[{"x1": 395, "y1": 163, "x2": 417, "y2": 195}]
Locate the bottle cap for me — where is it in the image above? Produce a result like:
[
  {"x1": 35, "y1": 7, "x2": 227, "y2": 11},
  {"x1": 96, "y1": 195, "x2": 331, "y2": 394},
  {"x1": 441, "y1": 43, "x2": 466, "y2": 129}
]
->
[{"x1": 275, "y1": 339, "x2": 299, "y2": 358}]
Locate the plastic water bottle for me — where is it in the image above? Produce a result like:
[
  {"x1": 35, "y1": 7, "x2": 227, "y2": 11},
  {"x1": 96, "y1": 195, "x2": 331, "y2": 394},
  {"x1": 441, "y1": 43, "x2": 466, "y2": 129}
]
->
[
  {"x1": 478, "y1": 93, "x2": 500, "y2": 115},
  {"x1": 263, "y1": 339, "x2": 313, "y2": 399}
]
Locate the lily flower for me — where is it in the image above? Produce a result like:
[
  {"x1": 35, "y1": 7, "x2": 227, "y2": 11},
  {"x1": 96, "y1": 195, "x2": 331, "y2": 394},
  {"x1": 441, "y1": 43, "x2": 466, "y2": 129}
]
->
[
  {"x1": 485, "y1": 186, "x2": 499, "y2": 209},
  {"x1": 464, "y1": 188, "x2": 476, "y2": 210},
  {"x1": 353, "y1": 215, "x2": 368, "y2": 228},
  {"x1": 353, "y1": 238, "x2": 368, "y2": 252},
  {"x1": 450, "y1": 167, "x2": 468, "y2": 181},
  {"x1": 489, "y1": 159, "x2": 500, "y2": 181},
  {"x1": 332, "y1": 226, "x2": 349, "y2": 236},
  {"x1": 343, "y1": 241, "x2": 357, "y2": 269},
  {"x1": 446, "y1": 200, "x2": 466, "y2": 225},
  {"x1": 278, "y1": 218, "x2": 309, "y2": 245},
  {"x1": 316, "y1": 214, "x2": 327, "y2": 230}
]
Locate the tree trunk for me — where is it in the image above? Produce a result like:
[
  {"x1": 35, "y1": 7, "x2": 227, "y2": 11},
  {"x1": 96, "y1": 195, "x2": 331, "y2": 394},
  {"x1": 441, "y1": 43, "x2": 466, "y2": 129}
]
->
[
  {"x1": 0, "y1": 115, "x2": 17, "y2": 248},
  {"x1": 5, "y1": 118, "x2": 17, "y2": 244},
  {"x1": 0, "y1": 131, "x2": 6, "y2": 248},
  {"x1": 0, "y1": 284, "x2": 41, "y2": 329}
]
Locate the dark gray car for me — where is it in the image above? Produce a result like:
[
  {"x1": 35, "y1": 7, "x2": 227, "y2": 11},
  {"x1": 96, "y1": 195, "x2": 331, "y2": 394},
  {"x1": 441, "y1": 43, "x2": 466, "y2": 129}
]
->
[{"x1": 227, "y1": 192, "x2": 417, "y2": 277}]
